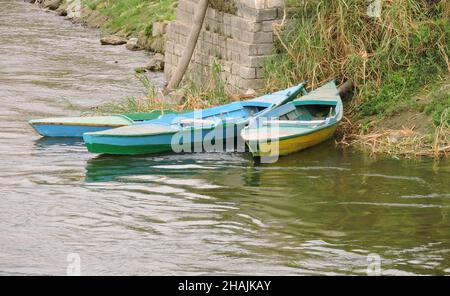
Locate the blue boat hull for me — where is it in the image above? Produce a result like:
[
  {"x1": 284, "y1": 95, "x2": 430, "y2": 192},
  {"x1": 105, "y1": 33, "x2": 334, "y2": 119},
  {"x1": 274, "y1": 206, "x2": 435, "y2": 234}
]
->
[
  {"x1": 31, "y1": 124, "x2": 120, "y2": 138},
  {"x1": 29, "y1": 111, "x2": 175, "y2": 138}
]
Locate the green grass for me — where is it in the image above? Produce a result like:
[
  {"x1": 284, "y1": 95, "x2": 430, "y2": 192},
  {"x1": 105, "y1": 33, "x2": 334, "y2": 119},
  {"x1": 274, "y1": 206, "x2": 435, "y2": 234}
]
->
[
  {"x1": 424, "y1": 85, "x2": 450, "y2": 126},
  {"x1": 264, "y1": 0, "x2": 450, "y2": 125},
  {"x1": 83, "y1": 0, "x2": 177, "y2": 38},
  {"x1": 184, "y1": 59, "x2": 229, "y2": 108}
]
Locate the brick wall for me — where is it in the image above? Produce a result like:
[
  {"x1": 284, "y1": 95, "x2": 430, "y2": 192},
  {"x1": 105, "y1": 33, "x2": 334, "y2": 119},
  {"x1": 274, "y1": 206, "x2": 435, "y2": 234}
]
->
[{"x1": 164, "y1": 0, "x2": 285, "y2": 93}]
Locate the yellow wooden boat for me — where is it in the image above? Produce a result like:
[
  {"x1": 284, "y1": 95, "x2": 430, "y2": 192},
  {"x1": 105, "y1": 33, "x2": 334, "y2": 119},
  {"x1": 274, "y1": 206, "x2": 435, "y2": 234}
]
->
[{"x1": 241, "y1": 81, "x2": 343, "y2": 158}]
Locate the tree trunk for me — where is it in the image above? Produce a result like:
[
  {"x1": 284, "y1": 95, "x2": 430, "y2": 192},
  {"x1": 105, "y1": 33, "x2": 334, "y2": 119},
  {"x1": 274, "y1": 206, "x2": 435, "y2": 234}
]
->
[{"x1": 165, "y1": 0, "x2": 209, "y2": 92}]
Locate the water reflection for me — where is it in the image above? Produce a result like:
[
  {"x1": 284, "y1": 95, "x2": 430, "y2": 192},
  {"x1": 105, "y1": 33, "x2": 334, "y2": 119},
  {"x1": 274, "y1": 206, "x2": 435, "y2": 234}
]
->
[
  {"x1": 35, "y1": 137, "x2": 85, "y2": 148},
  {"x1": 83, "y1": 142, "x2": 450, "y2": 275},
  {"x1": 1, "y1": 0, "x2": 449, "y2": 276}
]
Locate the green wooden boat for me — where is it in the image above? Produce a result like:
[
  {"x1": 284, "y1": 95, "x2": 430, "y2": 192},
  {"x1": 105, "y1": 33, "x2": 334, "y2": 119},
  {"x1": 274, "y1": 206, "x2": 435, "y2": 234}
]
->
[{"x1": 83, "y1": 83, "x2": 308, "y2": 155}]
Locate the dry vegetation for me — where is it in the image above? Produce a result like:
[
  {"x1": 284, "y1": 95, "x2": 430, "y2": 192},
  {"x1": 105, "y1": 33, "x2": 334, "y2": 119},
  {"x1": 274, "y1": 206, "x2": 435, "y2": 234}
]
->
[
  {"x1": 269, "y1": 0, "x2": 450, "y2": 158},
  {"x1": 209, "y1": 0, "x2": 237, "y2": 15},
  {"x1": 337, "y1": 109, "x2": 449, "y2": 159}
]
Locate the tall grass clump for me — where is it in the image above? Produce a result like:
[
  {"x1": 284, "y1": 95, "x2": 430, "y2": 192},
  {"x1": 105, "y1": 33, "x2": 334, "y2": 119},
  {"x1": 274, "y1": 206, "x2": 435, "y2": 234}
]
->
[
  {"x1": 265, "y1": 0, "x2": 449, "y2": 119},
  {"x1": 182, "y1": 59, "x2": 231, "y2": 110}
]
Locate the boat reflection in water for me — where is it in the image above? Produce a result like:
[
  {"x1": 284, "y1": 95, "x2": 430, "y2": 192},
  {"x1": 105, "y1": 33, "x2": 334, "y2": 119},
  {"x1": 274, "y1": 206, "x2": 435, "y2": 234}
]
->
[
  {"x1": 83, "y1": 143, "x2": 450, "y2": 275},
  {"x1": 84, "y1": 139, "x2": 337, "y2": 184},
  {"x1": 34, "y1": 137, "x2": 85, "y2": 149}
]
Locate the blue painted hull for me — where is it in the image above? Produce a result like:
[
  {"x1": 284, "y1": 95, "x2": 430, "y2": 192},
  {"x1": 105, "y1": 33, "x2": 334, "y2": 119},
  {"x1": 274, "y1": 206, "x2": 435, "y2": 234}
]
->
[{"x1": 29, "y1": 110, "x2": 175, "y2": 138}]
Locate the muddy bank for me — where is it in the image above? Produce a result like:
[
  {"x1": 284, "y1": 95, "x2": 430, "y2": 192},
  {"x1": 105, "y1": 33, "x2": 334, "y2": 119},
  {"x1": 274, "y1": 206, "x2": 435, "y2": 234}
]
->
[{"x1": 336, "y1": 80, "x2": 450, "y2": 159}]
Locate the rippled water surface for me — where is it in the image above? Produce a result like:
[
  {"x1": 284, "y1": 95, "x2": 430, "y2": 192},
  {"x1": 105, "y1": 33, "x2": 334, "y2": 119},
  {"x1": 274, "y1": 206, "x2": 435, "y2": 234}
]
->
[{"x1": 1, "y1": 0, "x2": 450, "y2": 276}]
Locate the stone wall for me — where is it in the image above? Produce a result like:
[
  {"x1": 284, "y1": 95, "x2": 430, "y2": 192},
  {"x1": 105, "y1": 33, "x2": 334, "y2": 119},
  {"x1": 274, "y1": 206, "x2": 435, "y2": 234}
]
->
[{"x1": 164, "y1": 0, "x2": 285, "y2": 93}]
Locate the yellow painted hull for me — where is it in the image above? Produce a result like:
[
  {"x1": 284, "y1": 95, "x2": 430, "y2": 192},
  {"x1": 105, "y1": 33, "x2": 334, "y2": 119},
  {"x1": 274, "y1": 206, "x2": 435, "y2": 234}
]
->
[{"x1": 250, "y1": 124, "x2": 338, "y2": 157}]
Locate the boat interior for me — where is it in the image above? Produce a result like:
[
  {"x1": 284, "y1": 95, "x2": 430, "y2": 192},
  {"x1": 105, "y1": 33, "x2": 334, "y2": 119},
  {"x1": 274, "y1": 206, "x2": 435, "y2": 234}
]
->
[
  {"x1": 261, "y1": 100, "x2": 340, "y2": 128},
  {"x1": 144, "y1": 101, "x2": 274, "y2": 129},
  {"x1": 137, "y1": 83, "x2": 308, "y2": 129}
]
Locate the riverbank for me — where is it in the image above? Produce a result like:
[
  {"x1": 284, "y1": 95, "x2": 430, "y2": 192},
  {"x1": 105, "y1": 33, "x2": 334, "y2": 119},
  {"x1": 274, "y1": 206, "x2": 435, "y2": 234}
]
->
[
  {"x1": 337, "y1": 79, "x2": 449, "y2": 159},
  {"x1": 82, "y1": 0, "x2": 176, "y2": 53},
  {"x1": 30, "y1": 0, "x2": 450, "y2": 159},
  {"x1": 31, "y1": 0, "x2": 171, "y2": 72},
  {"x1": 32, "y1": 0, "x2": 175, "y2": 43},
  {"x1": 266, "y1": 1, "x2": 450, "y2": 159}
]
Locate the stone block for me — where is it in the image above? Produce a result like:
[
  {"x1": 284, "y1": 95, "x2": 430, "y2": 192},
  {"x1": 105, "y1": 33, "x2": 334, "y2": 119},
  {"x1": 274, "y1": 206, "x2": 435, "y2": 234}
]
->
[
  {"x1": 176, "y1": 10, "x2": 193, "y2": 25},
  {"x1": 240, "y1": 55, "x2": 271, "y2": 68},
  {"x1": 152, "y1": 21, "x2": 169, "y2": 37},
  {"x1": 231, "y1": 63, "x2": 241, "y2": 75},
  {"x1": 240, "y1": 0, "x2": 284, "y2": 9},
  {"x1": 240, "y1": 78, "x2": 265, "y2": 90},
  {"x1": 240, "y1": 66, "x2": 257, "y2": 79},
  {"x1": 239, "y1": 5, "x2": 279, "y2": 21},
  {"x1": 166, "y1": 0, "x2": 280, "y2": 92},
  {"x1": 256, "y1": 67, "x2": 266, "y2": 79}
]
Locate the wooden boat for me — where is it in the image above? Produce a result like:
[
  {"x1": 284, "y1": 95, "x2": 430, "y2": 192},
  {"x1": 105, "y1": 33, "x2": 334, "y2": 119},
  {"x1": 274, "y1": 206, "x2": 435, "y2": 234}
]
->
[
  {"x1": 29, "y1": 110, "x2": 173, "y2": 138},
  {"x1": 83, "y1": 83, "x2": 308, "y2": 155},
  {"x1": 241, "y1": 81, "x2": 343, "y2": 158}
]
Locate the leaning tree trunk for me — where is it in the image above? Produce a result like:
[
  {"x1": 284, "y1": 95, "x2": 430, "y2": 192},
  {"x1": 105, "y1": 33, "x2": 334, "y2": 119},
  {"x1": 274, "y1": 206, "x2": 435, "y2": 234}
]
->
[{"x1": 165, "y1": 0, "x2": 209, "y2": 92}]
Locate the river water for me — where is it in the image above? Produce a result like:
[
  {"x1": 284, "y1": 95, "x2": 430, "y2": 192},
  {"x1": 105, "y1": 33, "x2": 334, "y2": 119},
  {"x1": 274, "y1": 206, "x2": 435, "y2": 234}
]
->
[{"x1": 1, "y1": 0, "x2": 449, "y2": 276}]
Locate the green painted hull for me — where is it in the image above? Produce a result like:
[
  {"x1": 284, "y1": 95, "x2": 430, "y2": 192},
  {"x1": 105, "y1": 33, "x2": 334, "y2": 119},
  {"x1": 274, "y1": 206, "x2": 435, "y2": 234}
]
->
[
  {"x1": 85, "y1": 143, "x2": 173, "y2": 155},
  {"x1": 122, "y1": 110, "x2": 175, "y2": 121}
]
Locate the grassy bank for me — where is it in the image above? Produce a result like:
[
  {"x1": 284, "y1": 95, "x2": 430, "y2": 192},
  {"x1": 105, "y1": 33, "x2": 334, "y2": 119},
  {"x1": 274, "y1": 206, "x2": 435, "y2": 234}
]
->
[
  {"x1": 82, "y1": 0, "x2": 177, "y2": 51},
  {"x1": 264, "y1": 0, "x2": 450, "y2": 158}
]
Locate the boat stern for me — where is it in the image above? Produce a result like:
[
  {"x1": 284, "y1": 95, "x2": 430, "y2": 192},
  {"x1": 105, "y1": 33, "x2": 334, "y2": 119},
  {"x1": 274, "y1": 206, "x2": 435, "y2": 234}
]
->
[{"x1": 29, "y1": 119, "x2": 87, "y2": 138}]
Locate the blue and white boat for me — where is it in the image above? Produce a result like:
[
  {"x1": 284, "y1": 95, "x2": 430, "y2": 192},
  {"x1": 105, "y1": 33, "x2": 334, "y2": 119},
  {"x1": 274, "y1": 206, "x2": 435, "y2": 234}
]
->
[{"x1": 29, "y1": 110, "x2": 175, "y2": 138}]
